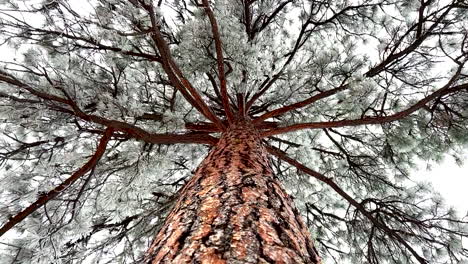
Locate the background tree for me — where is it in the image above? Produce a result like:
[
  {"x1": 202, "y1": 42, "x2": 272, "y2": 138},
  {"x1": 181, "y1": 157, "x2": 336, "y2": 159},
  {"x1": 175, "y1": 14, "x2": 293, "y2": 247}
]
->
[{"x1": 0, "y1": 0, "x2": 467, "y2": 263}]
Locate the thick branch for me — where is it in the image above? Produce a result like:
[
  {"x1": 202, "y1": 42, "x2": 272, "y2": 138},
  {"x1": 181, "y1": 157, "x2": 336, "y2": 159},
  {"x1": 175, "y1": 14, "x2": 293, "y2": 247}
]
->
[
  {"x1": 185, "y1": 120, "x2": 278, "y2": 133},
  {"x1": 0, "y1": 71, "x2": 219, "y2": 145},
  {"x1": 202, "y1": 0, "x2": 234, "y2": 123},
  {"x1": 0, "y1": 128, "x2": 114, "y2": 237},
  {"x1": 135, "y1": 113, "x2": 164, "y2": 121},
  {"x1": 254, "y1": 84, "x2": 348, "y2": 123},
  {"x1": 266, "y1": 145, "x2": 428, "y2": 263},
  {"x1": 262, "y1": 73, "x2": 466, "y2": 138},
  {"x1": 79, "y1": 113, "x2": 219, "y2": 145},
  {"x1": 236, "y1": 93, "x2": 245, "y2": 117},
  {"x1": 185, "y1": 122, "x2": 222, "y2": 132},
  {"x1": 143, "y1": 2, "x2": 224, "y2": 129},
  {"x1": 0, "y1": 91, "x2": 40, "y2": 104},
  {"x1": 242, "y1": 0, "x2": 253, "y2": 40}
]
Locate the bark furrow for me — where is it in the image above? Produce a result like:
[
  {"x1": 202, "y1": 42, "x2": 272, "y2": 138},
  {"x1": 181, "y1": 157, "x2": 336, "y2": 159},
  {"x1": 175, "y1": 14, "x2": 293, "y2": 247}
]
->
[{"x1": 146, "y1": 120, "x2": 321, "y2": 264}]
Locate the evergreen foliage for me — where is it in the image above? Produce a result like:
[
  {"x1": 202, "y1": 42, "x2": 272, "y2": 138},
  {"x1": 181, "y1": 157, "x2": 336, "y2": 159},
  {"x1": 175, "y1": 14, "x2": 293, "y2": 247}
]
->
[{"x1": 0, "y1": 0, "x2": 467, "y2": 263}]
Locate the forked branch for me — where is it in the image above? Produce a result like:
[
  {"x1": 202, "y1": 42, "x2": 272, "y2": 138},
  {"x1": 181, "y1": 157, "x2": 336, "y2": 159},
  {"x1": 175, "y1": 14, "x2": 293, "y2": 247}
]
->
[
  {"x1": 266, "y1": 145, "x2": 427, "y2": 264},
  {"x1": 253, "y1": 84, "x2": 348, "y2": 123},
  {"x1": 0, "y1": 70, "x2": 219, "y2": 145},
  {"x1": 261, "y1": 66, "x2": 466, "y2": 138},
  {"x1": 140, "y1": 1, "x2": 224, "y2": 129},
  {"x1": 0, "y1": 128, "x2": 114, "y2": 237},
  {"x1": 246, "y1": 73, "x2": 281, "y2": 112},
  {"x1": 202, "y1": 0, "x2": 234, "y2": 123},
  {"x1": 365, "y1": 5, "x2": 454, "y2": 77}
]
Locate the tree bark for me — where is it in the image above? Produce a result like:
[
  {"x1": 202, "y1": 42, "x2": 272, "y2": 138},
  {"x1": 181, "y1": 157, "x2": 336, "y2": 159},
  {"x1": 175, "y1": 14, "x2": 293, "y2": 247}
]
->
[{"x1": 145, "y1": 119, "x2": 322, "y2": 263}]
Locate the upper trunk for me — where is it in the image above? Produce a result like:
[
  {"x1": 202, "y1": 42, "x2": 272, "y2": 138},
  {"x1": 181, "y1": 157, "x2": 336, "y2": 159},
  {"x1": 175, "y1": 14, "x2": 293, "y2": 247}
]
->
[{"x1": 145, "y1": 119, "x2": 321, "y2": 263}]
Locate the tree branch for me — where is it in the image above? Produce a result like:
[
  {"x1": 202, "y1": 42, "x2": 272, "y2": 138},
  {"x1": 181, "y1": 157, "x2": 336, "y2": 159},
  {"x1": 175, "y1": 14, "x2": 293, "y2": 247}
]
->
[
  {"x1": 246, "y1": 10, "x2": 313, "y2": 110},
  {"x1": 261, "y1": 69, "x2": 466, "y2": 138},
  {"x1": 0, "y1": 128, "x2": 114, "y2": 237},
  {"x1": 185, "y1": 122, "x2": 222, "y2": 133},
  {"x1": 202, "y1": 0, "x2": 234, "y2": 123},
  {"x1": 141, "y1": 1, "x2": 225, "y2": 129},
  {"x1": 206, "y1": 72, "x2": 223, "y2": 108},
  {"x1": 254, "y1": 0, "x2": 293, "y2": 37},
  {"x1": 266, "y1": 144, "x2": 428, "y2": 264},
  {"x1": 246, "y1": 73, "x2": 281, "y2": 113},
  {"x1": 80, "y1": 113, "x2": 219, "y2": 145},
  {"x1": 242, "y1": 0, "x2": 253, "y2": 40},
  {"x1": 253, "y1": 84, "x2": 348, "y2": 123},
  {"x1": 236, "y1": 93, "x2": 245, "y2": 117},
  {"x1": 365, "y1": 5, "x2": 454, "y2": 77},
  {"x1": 0, "y1": 70, "x2": 219, "y2": 145},
  {"x1": 1, "y1": 23, "x2": 162, "y2": 62}
]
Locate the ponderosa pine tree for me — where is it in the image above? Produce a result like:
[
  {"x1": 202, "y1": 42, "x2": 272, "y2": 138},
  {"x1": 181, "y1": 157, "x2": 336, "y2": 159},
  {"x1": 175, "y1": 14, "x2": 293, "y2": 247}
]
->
[{"x1": 0, "y1": 0, "x2": 467, "y2": 263}]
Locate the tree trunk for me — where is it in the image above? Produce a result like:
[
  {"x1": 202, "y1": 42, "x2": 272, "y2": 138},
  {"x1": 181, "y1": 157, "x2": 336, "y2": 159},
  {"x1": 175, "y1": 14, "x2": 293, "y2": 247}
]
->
[{"x1": 145, "y1": 119, "x2": 322, "y2": 263}]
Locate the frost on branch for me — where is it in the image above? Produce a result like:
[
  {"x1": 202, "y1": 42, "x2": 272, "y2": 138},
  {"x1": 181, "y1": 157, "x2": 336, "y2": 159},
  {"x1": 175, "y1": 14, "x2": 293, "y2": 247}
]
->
[{"x1": 1, "y1": 0, "x2": 468, "y2": 263}]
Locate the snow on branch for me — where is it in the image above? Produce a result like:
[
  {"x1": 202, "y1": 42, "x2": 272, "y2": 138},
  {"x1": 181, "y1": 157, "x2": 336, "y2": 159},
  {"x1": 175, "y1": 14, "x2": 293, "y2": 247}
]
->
[
  {"x1": 261, "y1": 63, "x2": 467, "y2": 138},
  {"x1": 266, "y1": 144, "x2": 428, "y2": 263},
  {"x1": 0, "y1": 128, "x2": 114, "y2": 237},
  {"x1": 0, "y1": 70, "x2": 219, "y2": 145},
  {"x1": 201, "y1": 0, "x2": 235, "y2": 123},
  {"x1": 138, "y1": 0, "x2": 225, "y2": 129}
]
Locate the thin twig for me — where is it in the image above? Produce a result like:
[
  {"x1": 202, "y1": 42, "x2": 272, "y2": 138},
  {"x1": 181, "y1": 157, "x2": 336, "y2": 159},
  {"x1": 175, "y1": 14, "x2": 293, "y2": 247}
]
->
[{"x1": 0, "y1": 128, "x2": 114, "y2": 237}]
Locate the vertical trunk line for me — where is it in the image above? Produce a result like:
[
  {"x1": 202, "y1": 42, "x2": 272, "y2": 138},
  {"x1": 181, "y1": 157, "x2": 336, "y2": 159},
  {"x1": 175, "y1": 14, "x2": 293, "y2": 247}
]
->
[
  {"x1": 145, "y1": 119, "x2": 322, "y2": 263},
  {"x1": 236, "y1": 93, "x2": 246, "y2": 118}
]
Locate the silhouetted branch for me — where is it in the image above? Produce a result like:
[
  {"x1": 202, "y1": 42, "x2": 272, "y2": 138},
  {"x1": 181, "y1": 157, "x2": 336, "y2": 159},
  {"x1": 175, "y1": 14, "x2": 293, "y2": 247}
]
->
[
  {"x1": 246, "y1": 73, "x2": 282, "y2": 112},
  {"x1": 365, "y1": 4, "x2": 454, "y2": 77},
  {"x1": 0, "y1": 128, "x2": 114, "y2": 237},
  {"x1": 266, "y1": 144, "x2": 428, "y2": 263}
]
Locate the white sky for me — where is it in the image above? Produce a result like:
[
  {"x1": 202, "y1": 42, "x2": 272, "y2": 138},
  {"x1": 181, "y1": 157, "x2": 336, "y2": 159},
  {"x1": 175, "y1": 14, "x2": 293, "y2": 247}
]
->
[
  {"x1": 415, "y1": 156, "x2": 468, "y2": 216},
  {"x1": 0, "y1": 0, "x2": 466, "y2": 222},
  {"x1": 0, "y1": 0, "x2": 467, "y2": 259}
]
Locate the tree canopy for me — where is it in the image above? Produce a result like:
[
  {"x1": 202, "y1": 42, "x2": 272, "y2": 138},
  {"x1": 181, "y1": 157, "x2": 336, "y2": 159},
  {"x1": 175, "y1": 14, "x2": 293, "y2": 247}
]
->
[{"x1": 0, "y1": 0, "x2": 467, "y2": 263}]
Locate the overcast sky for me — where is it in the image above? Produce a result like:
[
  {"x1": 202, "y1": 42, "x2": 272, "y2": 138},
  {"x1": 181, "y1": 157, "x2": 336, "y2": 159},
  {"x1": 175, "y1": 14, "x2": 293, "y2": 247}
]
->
[
  {"x1": 0, "y1": 0, "x2": 467, "y2": 253},
  {"x1": 1, "y1": 0, "x2": 466, "y2": 218},
  {"x1": 415, "y1": 155, "x2": 468, "y2": 216}
]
